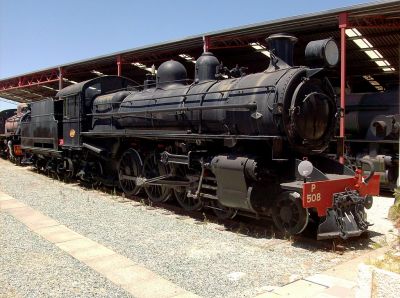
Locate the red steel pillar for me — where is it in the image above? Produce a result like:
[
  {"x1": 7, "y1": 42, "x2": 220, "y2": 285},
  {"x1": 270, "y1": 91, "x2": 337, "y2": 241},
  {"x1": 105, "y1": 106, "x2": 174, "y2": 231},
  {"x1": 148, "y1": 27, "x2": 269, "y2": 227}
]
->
[
  {"x1": 117, "y1": 55, "x2": 122, "y2": 76},
  {"x1": 398, "y1": 45, "x2": 400, "y2": 187},
  {"x1": 203, "y1": 36, "x2": 210, "y2": 53},
  {"x1": 338, "y1": 12, "x2": 348, "y2": 164},
  {"x1": 58, "y1": 67, "x2": 63, "y2": 90}
]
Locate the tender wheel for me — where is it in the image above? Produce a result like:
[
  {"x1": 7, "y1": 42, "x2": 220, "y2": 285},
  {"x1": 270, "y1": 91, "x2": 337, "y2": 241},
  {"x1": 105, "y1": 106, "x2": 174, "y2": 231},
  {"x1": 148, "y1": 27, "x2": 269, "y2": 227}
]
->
[
  {"x1": 211, "y1": 201, "x2": 237, "y2": 219},
  {"x1": 13, "y1": 156, "x2": 22, "y2": 166},
  {"x1": 118, "y1": 149, "x2": 143, "y2": 196},
  {"x1": 173, "y1": 165, "x2": 203, "y2": 211},
  {"x1": 34, "y1": 158, "x2": 46, "y2": 172},
  {"x1": 272, "y1": 191, "x2": 309, "y2": 236},
  {"x1": 143, "y1": 151, "x2": 172, "y2": 203}
]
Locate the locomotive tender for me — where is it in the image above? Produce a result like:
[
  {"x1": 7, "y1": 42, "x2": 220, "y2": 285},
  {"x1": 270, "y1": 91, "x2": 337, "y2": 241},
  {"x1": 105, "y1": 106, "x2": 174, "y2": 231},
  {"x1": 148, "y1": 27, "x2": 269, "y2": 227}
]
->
[{"x1": 21, "y1": 34, "x2": 380, "y2": 239}]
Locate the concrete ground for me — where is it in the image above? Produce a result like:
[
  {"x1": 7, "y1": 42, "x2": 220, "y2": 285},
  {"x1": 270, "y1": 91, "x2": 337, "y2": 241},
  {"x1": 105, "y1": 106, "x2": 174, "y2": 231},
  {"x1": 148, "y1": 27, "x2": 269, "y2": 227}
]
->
[{"x1": 0, "y1": 158, "x2": 396, "y2": 297}]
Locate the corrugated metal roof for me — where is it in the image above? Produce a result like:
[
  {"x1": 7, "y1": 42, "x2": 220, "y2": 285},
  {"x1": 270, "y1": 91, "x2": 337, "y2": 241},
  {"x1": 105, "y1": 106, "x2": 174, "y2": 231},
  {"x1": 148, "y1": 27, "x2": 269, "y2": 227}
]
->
[{"x1": 1, "y1": 0, "x2": 399, "y2": 103}]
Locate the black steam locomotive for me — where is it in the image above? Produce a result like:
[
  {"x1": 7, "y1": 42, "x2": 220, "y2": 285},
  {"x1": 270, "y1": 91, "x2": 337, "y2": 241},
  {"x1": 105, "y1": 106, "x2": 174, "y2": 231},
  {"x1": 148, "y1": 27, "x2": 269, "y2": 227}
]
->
[
  {"x1": 344, "y1": 90, "x2": 399, "y2": 190},
  {"x1": 20, "y1": 34, "x2": 380, "y2": 240}
]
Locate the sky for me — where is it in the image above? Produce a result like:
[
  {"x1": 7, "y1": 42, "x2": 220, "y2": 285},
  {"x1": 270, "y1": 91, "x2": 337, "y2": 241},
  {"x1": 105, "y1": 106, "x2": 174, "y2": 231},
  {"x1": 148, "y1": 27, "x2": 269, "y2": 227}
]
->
[{"x1": 0, "y1": 0, "x2": 378, "y2": 110}]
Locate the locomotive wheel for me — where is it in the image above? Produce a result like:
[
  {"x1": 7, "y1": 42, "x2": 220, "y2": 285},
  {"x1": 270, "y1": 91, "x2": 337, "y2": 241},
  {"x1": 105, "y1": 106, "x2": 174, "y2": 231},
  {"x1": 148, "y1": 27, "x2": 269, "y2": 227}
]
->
[
  {"x1": 272, "y1": 191, "x2": 309, "y2": 236},
  {"x1": 35, "y1": 158, "x2": 46, "y2": 173},
  {"x1": 61, "y1": 158, "x2": 74, "y2": 182},
  {"x1": 118, "y1": 149, "x2": 143, "y2": 196},
  {"x1": 45, "y1": 159, "x2": 59, "y2": 180},
  {"x1": 13, "y1": 156, "x2": 22, "y2": 166},
  {"x1": 175, "y1": 189, "x2": 203, "y2": 211},
  {"x1": 173, "y1": 165, "x2": 203, "y2": 211},
  {"x1": 87, "y1": 161, "x2": 103, "y2": 187},
  {"x1": 143, "y1": 152, "x2": 172, "y2": 203},
  {"x1": 211, "y1": 201, "x2": 238, "y2": 220}
]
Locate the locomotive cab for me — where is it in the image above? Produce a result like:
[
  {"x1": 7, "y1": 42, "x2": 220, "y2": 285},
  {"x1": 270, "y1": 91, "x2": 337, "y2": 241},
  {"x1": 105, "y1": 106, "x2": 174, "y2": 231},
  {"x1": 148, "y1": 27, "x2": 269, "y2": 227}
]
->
[{"x1": 56, "y1": 76, "x2": 136, "y2": 148}]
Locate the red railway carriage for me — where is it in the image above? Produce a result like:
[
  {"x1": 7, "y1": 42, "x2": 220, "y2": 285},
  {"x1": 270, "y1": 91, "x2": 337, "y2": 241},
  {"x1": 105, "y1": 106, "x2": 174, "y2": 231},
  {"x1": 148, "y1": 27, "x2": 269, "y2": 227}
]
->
[{"x1": 0, "y1": 104, "x2": 27, "y2": 161}]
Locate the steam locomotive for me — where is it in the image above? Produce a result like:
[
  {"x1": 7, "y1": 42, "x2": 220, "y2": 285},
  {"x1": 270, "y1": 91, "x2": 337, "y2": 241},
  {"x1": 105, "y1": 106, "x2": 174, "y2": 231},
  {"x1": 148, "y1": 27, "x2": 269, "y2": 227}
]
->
[
  {"x1": 18, "y1": 34, "x2": 380, "y2": 240},
  {"x1": 0, "y1": 104, "x2": 26, "y2": 162},
  {"x1": 344, "y1": 90, "x2": 399, "y2": 189}
]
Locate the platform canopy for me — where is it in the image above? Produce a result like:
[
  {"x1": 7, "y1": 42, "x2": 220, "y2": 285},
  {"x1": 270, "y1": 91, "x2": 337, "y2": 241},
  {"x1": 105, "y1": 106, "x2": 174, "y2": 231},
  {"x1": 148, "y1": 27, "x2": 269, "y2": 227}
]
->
[{"x1": 0, "y1": 1, "x2": 399, "y2": 103}]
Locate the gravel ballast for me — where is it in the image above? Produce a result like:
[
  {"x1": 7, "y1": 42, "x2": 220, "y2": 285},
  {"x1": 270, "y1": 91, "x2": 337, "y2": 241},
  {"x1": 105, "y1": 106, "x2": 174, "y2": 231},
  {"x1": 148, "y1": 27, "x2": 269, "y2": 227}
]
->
[
  {"x1": 0, "y1": 212, "x2": 131, "y2": 297},
  {"x1": 0, "y1": 159, "x2": 394, "y2": 297}
]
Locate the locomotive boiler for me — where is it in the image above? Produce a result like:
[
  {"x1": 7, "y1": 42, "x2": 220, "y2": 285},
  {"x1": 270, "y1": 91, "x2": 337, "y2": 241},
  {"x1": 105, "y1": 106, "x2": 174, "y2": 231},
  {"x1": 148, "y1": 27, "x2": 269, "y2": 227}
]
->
[{"x1": 22, "y1": 33, "x2": 380, "y2": 240}]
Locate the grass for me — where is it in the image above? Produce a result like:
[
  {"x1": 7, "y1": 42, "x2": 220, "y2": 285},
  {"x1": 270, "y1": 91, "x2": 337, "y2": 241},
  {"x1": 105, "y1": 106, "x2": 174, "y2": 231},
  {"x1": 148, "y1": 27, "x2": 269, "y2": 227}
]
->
[
  {"x1": 388, "y1": 188, "x2": 400, "y2": 228},
  {"x1": 367, "y1": 251, "x2": 400, "y2": 274},
  {"x1": 370, "y1": 241, "x2": 384, "y2": 250}
]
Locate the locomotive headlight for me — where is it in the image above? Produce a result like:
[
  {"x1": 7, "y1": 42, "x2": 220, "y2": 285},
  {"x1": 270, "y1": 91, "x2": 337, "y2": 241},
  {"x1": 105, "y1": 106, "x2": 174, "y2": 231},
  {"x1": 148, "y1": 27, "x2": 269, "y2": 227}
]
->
[
  {"x1": 298, "y1": 160, "x2": 314, "y2": 178},
  {"x1": 305, "y1": 38, "x2": 339, "y2": 68}
]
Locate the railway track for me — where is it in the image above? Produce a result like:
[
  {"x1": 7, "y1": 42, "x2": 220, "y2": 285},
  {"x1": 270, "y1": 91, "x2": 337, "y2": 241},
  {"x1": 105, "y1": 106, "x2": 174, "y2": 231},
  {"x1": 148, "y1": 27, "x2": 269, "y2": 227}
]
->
[
  {"x1": 23, "y1": 165, "x2": 369, "y2": 253},
  {"x1": 93, "y1": 181, "x2": 353, "y2": 253}
]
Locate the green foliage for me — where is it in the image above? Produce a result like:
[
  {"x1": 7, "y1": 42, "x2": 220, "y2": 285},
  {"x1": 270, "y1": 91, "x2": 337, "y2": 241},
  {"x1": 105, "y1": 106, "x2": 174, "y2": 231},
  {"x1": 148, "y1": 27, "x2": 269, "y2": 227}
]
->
[
  {"x1": 388, "y1": 188, "x2": 400, "y2": 224},
  {"x1": 395, "y1": 188, "x2": 400, "y2": 202}
]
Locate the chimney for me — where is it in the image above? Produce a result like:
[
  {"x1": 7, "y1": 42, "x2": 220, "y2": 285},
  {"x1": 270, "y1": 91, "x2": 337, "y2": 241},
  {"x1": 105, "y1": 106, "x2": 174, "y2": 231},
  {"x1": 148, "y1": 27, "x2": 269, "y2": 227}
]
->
[{"x1": 266, "y1": 33, "x2": 298, "y2": 70}]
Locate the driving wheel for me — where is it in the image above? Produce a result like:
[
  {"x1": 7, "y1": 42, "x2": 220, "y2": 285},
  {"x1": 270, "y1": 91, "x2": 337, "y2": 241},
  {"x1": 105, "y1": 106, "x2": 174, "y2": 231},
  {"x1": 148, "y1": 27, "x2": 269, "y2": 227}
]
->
[
  {"x1": 118, "y1": 149, "x2": 143, "y2": 196},
  {"x1": 143, "y1": 151, "x2": 172, "y2": 203},
  {"x1": 173, "y1": 165, "x2": 203, "y2": 211}
]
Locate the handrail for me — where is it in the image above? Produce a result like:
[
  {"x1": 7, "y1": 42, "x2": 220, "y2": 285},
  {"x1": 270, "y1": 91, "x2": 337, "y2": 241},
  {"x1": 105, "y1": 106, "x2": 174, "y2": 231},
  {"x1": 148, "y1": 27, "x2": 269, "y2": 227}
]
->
[
  {"x1": 88, "y1": 102, "x2": 257, "y2": 117},
  {"x1": 92, "y1": 85, "x2": 275, "y2": 108}
]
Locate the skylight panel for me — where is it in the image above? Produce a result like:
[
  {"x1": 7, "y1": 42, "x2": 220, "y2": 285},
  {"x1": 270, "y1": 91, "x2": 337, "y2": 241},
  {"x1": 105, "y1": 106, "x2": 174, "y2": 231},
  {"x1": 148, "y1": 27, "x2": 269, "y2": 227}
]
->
[
  {"x1": 249, "y1": 43, "x2": 271, "y2": 57},
  {"x1": 348, "y1": 28, "x2": 395, "y2": 73},
  {"x1": 179, "y1": 54, "x2": 196, "y2": 64}
]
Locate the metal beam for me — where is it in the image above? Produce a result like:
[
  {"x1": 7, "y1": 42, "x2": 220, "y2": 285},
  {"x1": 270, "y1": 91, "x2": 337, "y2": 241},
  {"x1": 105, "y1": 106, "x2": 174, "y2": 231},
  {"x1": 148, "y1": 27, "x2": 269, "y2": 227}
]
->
[
  {"x1": 339, "y1": 12, "x2": 348, "y2": 164},
  {"x1": 117, "y1": 55, "x2": 122, "y2": 76},
  {"x1": 398, "y1": 44, "x2": 400, "y2": 188},
  {"x1": 58, "y1": 67, "x2": 63, "y2": 90},
  {"x1": 203, "y1": 36, "x2": 210, "y2": 53},
  {"x1": 346, "y1": 31, "x2": 400, "y2": 41},
  {"x1": 0, "y1": 70, "x2": 59, "y2": 92},
  {"x1": 349, "y1": 15, "x2": 400, "y2": 29}
]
